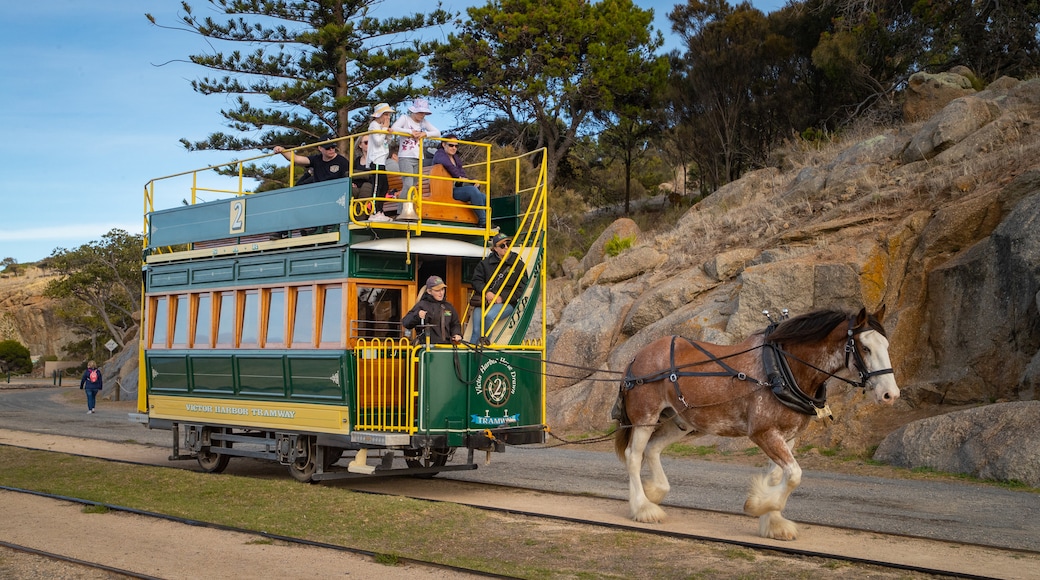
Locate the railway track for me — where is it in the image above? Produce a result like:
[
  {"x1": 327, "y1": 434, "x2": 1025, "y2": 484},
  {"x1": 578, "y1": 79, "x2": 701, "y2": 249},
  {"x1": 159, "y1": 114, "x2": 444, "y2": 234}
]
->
[
  {"x1": 0, "y1": 539, "x2": 151, "y2": 579},
  {"x1": 1, "y1": 435, "x2": 1034, "y2": 579},
  {"x1": 0, "y1": 485, "x2": 504, "y2": 580}
]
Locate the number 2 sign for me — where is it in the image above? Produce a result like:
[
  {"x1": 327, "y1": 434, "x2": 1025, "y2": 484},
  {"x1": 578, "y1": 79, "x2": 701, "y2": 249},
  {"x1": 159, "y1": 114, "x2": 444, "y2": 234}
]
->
[{"x1": 230, "y1": 199, "x2": 246, "y2": 234}]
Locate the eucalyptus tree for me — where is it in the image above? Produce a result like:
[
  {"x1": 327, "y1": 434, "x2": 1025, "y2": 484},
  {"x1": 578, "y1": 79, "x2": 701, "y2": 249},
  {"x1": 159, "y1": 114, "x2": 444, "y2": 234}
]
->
[
  {"x1": 44, "y1": 230, "x2": 143, "y2": 352},
  {"x1": 429, "y1": 0, "x2": 665, "y2": 183},
  {"x1": 669, "y1": 0, "x2": 792, "y2": 188},
  {"x1": 146, "y1": 0, "x2": 451, "y2": 185}
]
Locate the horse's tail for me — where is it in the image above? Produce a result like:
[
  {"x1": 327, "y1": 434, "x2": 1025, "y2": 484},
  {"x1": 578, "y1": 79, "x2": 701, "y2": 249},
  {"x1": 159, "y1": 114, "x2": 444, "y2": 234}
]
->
[{"x1": 613, "y1": 369, "x2": 632, "y2": 461}]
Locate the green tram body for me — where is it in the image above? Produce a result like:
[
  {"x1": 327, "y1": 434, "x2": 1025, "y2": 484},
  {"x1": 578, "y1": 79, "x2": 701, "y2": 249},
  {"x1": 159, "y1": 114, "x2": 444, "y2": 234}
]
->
[{"x1": 133, "y1": 136, "x2": 548, "y2": 481}]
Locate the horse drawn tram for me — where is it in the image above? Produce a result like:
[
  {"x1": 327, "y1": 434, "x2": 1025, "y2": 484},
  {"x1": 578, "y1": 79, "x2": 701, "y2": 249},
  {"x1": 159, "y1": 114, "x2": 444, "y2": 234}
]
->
[{"x1": 131, "y1": 133, "x2": 548, "y2": 481}]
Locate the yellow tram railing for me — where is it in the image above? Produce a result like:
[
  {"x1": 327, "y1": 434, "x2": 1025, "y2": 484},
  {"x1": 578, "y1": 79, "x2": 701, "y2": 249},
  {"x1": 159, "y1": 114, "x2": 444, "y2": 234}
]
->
[{"x1": 353, "y1": 337, "x2": 417, "y2": 433}]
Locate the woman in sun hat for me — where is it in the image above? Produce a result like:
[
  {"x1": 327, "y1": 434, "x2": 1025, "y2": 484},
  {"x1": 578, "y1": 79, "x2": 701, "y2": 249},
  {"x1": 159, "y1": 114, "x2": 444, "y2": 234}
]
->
[
  {"x1": 366, "y1": 102, "x2": 396, "y2": 221},
  {"x1": 402, "y1": 275, "x2": 462, "y2": 344},
  {"x1": 390, "y1": 98, "x2": 441, "y2": 205}
]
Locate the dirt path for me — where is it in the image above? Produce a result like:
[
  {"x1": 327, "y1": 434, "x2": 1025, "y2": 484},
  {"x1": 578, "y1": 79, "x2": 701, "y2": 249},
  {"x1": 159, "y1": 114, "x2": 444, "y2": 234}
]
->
[{"x1": 0, "y1": 489, "x2": 476, "y2": 580}]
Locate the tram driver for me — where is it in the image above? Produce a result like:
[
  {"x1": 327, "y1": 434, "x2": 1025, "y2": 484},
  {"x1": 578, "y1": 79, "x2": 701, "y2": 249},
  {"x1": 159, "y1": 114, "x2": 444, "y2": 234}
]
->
[{"x1": 402, "y1": 276, "x2": 462, "y2": 345}]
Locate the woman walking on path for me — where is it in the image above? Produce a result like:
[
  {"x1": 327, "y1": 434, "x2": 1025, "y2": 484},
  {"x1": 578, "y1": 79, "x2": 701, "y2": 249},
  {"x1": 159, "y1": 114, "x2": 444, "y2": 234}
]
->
[{"x1": 79, "y1": 361, "x2": 102, "y2": 414}]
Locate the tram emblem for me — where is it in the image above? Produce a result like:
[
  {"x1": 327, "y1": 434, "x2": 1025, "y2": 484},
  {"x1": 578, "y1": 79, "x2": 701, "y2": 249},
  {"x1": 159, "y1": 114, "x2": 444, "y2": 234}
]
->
[{"x1": 475, "y1": 357, "x2": 517, "y2": 407}]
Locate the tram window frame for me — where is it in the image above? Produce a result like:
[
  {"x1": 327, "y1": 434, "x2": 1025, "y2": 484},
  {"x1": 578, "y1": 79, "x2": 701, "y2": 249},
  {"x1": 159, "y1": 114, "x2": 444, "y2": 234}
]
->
[
  {"x1": 317, "y1": 283, "x2": 345, "y2": 348},
  {"x1": 290, "y1": 285, "x2": 315, "y2": 348},
  {"x1": 349, "y1": 279, "x2": 409, "y2": 344},
  {"x1": 149, "y1": 296, "x2": 169, "y2": 349},
  {"x1": 192, "y1": 292, "x2": 213, "y2": 349},
  {"x1": 239, "y1": 289, "x2": 260, "y2": 348},
  {"x1": 171, "y1": 294, "x2": 190, "y2": 348},
  {"x1": 214, "y1": 290, "x2": 236, "y2": 348},
  {"x1": 263, "y1": 287, "x2": 287, "y2": 348}
]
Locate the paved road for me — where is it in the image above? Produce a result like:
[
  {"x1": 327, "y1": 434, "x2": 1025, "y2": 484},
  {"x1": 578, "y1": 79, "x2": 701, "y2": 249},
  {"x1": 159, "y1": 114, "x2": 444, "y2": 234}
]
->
[{"x1": 2, "y1": 385, "x2": 1038, "y2": 553}]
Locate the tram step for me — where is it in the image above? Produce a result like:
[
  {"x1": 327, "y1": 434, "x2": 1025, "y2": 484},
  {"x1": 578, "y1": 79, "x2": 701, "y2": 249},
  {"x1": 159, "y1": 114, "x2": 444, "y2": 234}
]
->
[{"x1": 350, "y1": 431, "x2": 411, "y2": 446}]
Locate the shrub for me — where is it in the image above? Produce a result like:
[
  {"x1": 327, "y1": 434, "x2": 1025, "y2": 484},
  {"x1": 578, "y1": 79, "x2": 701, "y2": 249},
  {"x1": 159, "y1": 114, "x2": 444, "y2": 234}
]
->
[
  {"x1": 0, "y1": 340, "x2": 32, "y2": 374},
  {"x1": 604, "y1": 234, "x2": 634, "y2": 257}
]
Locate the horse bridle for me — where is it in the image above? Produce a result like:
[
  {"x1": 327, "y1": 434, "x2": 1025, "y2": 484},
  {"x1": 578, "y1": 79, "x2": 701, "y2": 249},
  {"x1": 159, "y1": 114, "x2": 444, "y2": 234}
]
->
[{"x1": 843, "y1": 316, "x2": 895, "y2": 390}]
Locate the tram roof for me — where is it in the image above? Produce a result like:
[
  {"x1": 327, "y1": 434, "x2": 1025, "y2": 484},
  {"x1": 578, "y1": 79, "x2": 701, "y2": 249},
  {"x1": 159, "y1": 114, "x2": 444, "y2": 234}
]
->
[{"x1": 350, "y1": 237, "x2": 489, "y2": 258}]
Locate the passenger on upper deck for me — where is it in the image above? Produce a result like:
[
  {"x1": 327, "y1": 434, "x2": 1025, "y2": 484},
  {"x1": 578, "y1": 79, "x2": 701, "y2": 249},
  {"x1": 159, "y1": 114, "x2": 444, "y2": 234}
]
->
[
  {"x1": 432, "y1": 134, "x2": 488, "y2": 229},
  {"x1": 402, "y1": 275, "x2": 462, "y2": 345},
  {"x1": 352, "y1": 136, "x2": 373, "y2": 198},
  {"x1": 273, "y1": 135, "x2": 349, "y2": 183},
  {"x1": 470, "y1": 233, "x2": 529, "y2": 344},
  {"x1": 366, "y1": 103, "x2": 395, "y2": 222},
  {"x1": 391, "y1": 98, "x2": 440, "y2": 203},
  {"x1": 382, "y1": 141, "x2": 401, "y2": 219}
]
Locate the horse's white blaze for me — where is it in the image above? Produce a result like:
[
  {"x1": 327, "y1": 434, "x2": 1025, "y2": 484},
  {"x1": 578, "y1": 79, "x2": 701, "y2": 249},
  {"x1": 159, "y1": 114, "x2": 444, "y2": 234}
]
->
[{"x1": 860, "y1": 330, "x2": 900, "y2": 404}]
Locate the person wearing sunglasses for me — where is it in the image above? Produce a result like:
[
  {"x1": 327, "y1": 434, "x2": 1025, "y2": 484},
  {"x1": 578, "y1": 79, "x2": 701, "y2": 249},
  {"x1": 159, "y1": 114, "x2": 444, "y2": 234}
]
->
[
  {"x1": 351, "y1": 137, "x2": 374, "y2": 208},
  {"x1": 469, "y1": 233, "x2": 528, "y2": 344},
  {"x1": 432, "y1": 134, "x2": 488, "y2": 229},
  {"x1": 273, "y1": 134, "x2": 349, "y2": 183}
]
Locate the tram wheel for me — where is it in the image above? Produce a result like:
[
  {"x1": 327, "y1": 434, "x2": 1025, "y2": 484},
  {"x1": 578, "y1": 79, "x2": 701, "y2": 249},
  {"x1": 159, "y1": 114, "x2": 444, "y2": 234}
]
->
[
  {"x1": 405, "y1": 446, "x2": 449, "y2": 478},
  {"x1": 288, "y1": 436, "x2": 318, "y2": 483},
  {"x1": 196, "y1": 428, "x2": 231, "y2": 473},
  {"x1": 322, "y1": 447, "x2": 343, "y2": 470}
]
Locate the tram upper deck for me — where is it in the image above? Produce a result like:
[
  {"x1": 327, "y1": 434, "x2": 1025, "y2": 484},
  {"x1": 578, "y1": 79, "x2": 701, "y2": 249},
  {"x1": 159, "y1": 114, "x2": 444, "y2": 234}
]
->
[{"x1": 140, "y1": 133, "x2": 547, "y2": 351}]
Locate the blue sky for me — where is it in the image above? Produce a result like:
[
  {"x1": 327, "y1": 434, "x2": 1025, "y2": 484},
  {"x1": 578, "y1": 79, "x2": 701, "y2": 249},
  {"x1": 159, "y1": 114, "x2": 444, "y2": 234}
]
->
[{"x1": 0, "y1": 0, "x2": 784, "y2": 264}]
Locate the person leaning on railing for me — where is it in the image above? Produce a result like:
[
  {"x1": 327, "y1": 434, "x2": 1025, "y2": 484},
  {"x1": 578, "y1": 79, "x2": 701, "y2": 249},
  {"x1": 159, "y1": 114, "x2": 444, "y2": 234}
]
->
[
  {"x1": 432, "y1": 134, "x2": 488, "y2": 229},
  {"x1": 272, "y1": 135, "x2": 349, "y2": 183}
]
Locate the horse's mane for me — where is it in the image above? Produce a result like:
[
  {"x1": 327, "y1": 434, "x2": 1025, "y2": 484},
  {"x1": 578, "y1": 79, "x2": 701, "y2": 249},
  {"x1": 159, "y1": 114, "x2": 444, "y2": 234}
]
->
[{"x1": 762, "y1": 309, "x2": 887, "y2": 344}]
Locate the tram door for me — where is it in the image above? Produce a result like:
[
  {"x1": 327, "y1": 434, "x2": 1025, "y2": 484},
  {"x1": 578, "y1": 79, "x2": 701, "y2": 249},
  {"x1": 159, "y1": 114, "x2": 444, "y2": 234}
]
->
[{"x1": 351, "y1": 282, "x2": 412, "y2": 431}]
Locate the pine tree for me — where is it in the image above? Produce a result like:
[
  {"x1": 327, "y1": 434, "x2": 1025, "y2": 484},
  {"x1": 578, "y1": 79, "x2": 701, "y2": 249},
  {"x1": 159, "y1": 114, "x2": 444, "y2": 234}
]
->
[{"x1": 147, "y1": 1, "x2": 451, "y2": 184}]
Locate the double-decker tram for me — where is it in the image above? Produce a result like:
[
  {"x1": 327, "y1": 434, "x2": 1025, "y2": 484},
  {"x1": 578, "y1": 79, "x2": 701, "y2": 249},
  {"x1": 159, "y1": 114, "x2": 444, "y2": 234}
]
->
[{"x1": 131, "y1": 133, "x2": 547, "y2": 481}]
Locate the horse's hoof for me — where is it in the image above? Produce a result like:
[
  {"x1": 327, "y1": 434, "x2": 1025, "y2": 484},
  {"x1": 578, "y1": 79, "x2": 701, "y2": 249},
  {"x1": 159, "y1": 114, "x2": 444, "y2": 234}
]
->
[
  {"x1": 632, "y1": 503, "x2": 667, "y2": 524},
  {"x1": 759, "y1": 513, "x2": 798, "y2": 540}
]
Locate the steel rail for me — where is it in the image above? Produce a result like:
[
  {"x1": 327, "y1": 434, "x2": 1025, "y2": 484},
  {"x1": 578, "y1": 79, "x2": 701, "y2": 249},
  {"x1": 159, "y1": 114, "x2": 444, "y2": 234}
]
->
[{"x1": 0, "y1": 484, "x2": 517, "y2": 580}]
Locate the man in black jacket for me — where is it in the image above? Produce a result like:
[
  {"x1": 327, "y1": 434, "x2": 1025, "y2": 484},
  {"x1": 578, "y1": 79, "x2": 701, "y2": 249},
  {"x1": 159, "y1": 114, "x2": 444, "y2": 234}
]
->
[
  {"x1": 403, "y1": 276, "x2": 462, "y2": 344},
  {"x1": 470, "y1": 233, "x2": 528, "y2": 343}
]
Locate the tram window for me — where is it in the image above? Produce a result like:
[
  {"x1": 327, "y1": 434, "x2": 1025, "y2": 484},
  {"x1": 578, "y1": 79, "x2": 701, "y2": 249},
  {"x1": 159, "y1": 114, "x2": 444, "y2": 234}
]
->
[
  {"x1": 194, "y1": 293, "x2": 212, "y2": 348},
  {"x1": 150, "y1": 296, "x2": 168, "y2": 349},
  {"x1": 292, "y1": 287, "x2": 314, "y2": 347},
  {"x1": 241, "y1": 290, "x2": 260, "y2": 348},
  {"x1": 215, "y1": 291, "x2": 235, "y2": 347},
  {"x1": 319, "y1": 285, "x2": 343, "y2": 346},
  {"x1": 171, "y1": 294, "x2": 189, "y2": 348},
  {"x1": 355, "y1": 286, "x2": 403, "y2": 338},
  {"x1": 265, "y1": 288, "x2": 286, "y2": 347}
]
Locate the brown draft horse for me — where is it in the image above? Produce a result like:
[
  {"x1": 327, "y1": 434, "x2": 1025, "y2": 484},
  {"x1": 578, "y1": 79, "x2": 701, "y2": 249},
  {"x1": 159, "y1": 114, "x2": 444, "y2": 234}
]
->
[{"x1": 613, "y1": 307, "x2": 899, "y2": 540}]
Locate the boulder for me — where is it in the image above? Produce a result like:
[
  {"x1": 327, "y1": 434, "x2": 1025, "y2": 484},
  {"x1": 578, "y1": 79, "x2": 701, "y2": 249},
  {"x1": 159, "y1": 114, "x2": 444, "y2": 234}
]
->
[
  {"x1": 596, "y1": 246, "x2": 667, "y2": 284},
  {"x1": 921, "y1": 187, "x2": 1040, "y2": 403},
  {"x1": 874, "y1": 401, "x2": 1040, "y2": 486},
  {"x1": 577, "y1": 218, "x2": 640, "y2": 274},
  {"x1": 901, "y1": 96, "x2": 1000, "y2": 163},
  {"x1": 903, "y1": 70, "x2": 976, "y2": 122},
  {"x1": 622, "y1": 268, "x2": 718, "y2": 336},
  {"x1": 545, "y1": 282, "x2": 640, "y2": 391},
  {"x1": 704, "y1": 248, "x2": 759, "y2": 282}
]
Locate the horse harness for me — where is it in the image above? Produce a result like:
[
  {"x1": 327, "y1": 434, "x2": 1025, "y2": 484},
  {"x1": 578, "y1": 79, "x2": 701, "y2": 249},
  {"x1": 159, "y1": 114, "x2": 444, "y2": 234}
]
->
[
  {"x1": 621, "y1": 336, "x2": 764, "y2": 410},
  {"x1": 621, "y1": 315, "x2": 895, "y2": 419}
]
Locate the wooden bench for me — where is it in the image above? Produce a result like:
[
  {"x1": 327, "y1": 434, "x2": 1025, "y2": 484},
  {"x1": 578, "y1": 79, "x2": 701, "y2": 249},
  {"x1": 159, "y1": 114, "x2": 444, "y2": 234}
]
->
[{"x1": 386, "y1": 165, "x2": 479, "y2": 224}]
